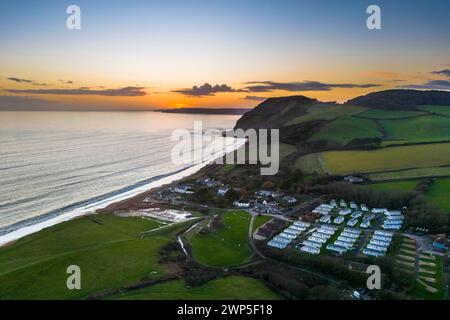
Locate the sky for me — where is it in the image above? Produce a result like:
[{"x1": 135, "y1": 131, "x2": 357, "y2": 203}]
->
[{"x1": 0, "y1": 0, "x2": 449, "y2": 110}]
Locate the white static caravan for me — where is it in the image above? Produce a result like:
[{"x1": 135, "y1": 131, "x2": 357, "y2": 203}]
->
[
  {"x1": 327, "y1": 244, "x2": 347, "y2": 255},
  {"x1": 363, "y1": 249, "x2": 384, "y2": 257},
  {"x1": 367, "y1": 244, "x2": 388, "y2": 253},
  {"x1": 300, "y1": 246, "x2": 320, "y2": 255},
  {"x1": 374, "y1": 230, "x2": 393, "y2": 238},
  {"x1": 309, "y1": 236, "x2": 327, "y2": 244}
]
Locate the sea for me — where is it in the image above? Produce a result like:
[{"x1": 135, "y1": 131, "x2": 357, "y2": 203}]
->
[{"x1": 0, "y1": 111, "x2": 241, "y2": 245}]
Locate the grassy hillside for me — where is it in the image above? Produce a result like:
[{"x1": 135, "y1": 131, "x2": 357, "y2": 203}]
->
[
  {"x1": 287, "y1": 103, "x2": 365, "y2": 125},
  {"x1": 418, "y1": 105, "x2": 450, "y2": 117},
  {"x1": 111, "y1": 276, "x2": 280, "y2": 300},
  {"x1": 309, "y1": 116, "x2": 381, "y2": 145},
  {"x1": 380, "y1": 115, "x2": 450, "y2": 145},
  {"x1": 0, "y1": 214, "x2": 194, "y2": 299},
  {"x1": 370, "y1": 180, "x2": 420, "y2": 191}
]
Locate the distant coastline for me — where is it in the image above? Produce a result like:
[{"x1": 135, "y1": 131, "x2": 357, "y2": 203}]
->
[{"x1": 155, "y1": 108, "x2": 251, "y2": 115}]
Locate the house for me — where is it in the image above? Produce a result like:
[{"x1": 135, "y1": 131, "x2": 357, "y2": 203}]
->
[
  {"x1": 334, "y1": 216, "x2": 345, "y2": 225},
  {"x1": 319, "y1": 215, "x2": 331, "y2": 223},
  {"x1": 340, "y1": 200, "x2": 347, "y2": 207},
  {"x1": 432, "y1": 236, "x2": 448, "y2": 252},
  {"x1": 196, "y1": 177, "x2": 221, "y2": 188},
  {"x1": 282, "y1": 196, "x2": 297, "y2": 205},
  {"x1": 173, "y1": 184, "x2": 195, "y2": 194},
  {"x1": 217, "y1": 186, "x2": 230, "y2": 196},
  {"x1": 234, "y1": 199, "x2": 252, "y2": 208},
  {"x1": 360, "y1": 204, "x2": 369, "y2": 212},
  {"x1": 255, "y1": 190, "x2": 282, "y2": 198},
  {"x1": 344, "y1": 176, "x2": 364, "y2": 184}
]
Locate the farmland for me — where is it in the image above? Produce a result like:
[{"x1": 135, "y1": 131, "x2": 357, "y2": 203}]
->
[
  {"x1": 287, "y1": 104, "x2": 366, "y2": 125},
  {"x1": 309, "y1": 116, "x2": 381, "y2": 145},
  {"x1": 111, "y1": 276, "x2": 279, "y2": 300},
  {"x1": 357, "y1": 109, "x2": 428, "y2": 119},
  {"x1": 380, "y1": 115, "x2": 450, "y2": 145},
  {"x1": 425, "y1": 178, "x2": 450, "y2": 213},
  {"x1": 298, "y1": 143, "x2": 450, "y2": 176},
  {"x1": 370, "y1": 180, "x2": 420, "y2": 192},
  {"x1": 418, "y1": 105, "x2": 450, "y2": 117},
  {"x1": 189, "y1": 211, "x2": 252, "y2": 267}
]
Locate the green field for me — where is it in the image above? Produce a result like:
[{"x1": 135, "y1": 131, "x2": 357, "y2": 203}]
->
[
  {"x1": 380, "y1": 115, "x2": 450, "y2": 144},
  {"x1": 279, "y1": 143, "x2": 297, "y2": 160},
  {"x1": 294, "y1": 153, "x2": 326, "y2": 174},
  {"x1": 358, "y1": 109, "x2": 427, "y2": 119},
  {"x1": 287, "y1": 104, "x2": 366, "y2": 125},
  {"x1": 253, "y1": 215, "x2": 272, "y2": 232},
  {"x1": 418, "y1": 105, "x2": 450, "y2": 117},
  {"x1": 370, "y1": 180, "x2": 420, "y2": 191},
  {"x1": 306, "y1": 143, "x2": 450, "y2": 175},
  {"x1": 309, "y1": 116, "x2": 381, "y2": 145},
  {"x1": 111, "y1": 276, "x2": 279, "y2": 300},
  {"x1": 0, "y1": 214, "x2": 195, "y2": 299},
  {"x1": 367, "y1": 166, "x2": 450, "y2": 181},
  {"x1": 190, "y1": 211, "x2": 252, "y2": 267},
  {"x1": 425, "y1": 178, "x2": 450, "y2": 213}
]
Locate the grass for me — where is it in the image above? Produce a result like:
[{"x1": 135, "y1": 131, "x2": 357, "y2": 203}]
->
[
  {"x1": 279, "y1": 143, "x2": 297, "y2": 160},
  {"x1": 189, "y1": 210, "x2": 252, "y2": 267},
  {"x1": 418, "y1": 105, "x2": 450, "y2": 117},
  {"x1": 425, "y1": 178, "x2": 450, "y2": 213},
  {"x1": 253, "y1": 215, "x2": 272, "y2": 232},
  {"x1": 287, "y1": 104, "x2": 366, "y2": 125},
  {"x1": 380, "y1": 115, "x2": 450, "y2": 145},
  {"x1": 309, "y1": 116, "x2": 381, "y2": 145},
  {"x1": 294, "y1": 153, "x2": 326, "y2": 174},
  {"x1": 110, "y1": 276, "x2": 280, "y2": 300},
  {"x1": 367, "y1": 166, "x2": 450, "y2": 181},
  {"x1": 314, "y1": 143, "x2": 450, "y2": 175},
  {"x1": 358, "y1": 109, "x2": 427, "y2": 119},
  {"x1": 370, "y1": 180, "x2": 420, "y2": 192},
  {"x1": 0, "y1": 213, "x2": 194, "y2": 300}
]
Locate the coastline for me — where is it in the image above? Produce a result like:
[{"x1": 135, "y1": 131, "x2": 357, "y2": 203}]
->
[{"x1": 0, "y1": 137, "x2": 245, "y2": 247}]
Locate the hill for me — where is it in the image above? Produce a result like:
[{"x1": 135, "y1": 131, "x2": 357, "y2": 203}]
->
[
  {"x1": 233, "y1": 89, "x2": 450, "y2": 183},
  {"x1": 346, "y1": 89, "x2": 450, "y2": 110}
]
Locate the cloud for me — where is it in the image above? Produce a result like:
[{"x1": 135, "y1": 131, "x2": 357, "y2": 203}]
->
[
  {"x1": 0, "y1": 95, "x2": 59, "y2": 110},
  {"x1": 172, "y1": 83, "x2": 246, "y2": 96},
  {"x1": 243, "y1": 95, "x2": 267, "y2": 101},
  {"x1": 7, "y1": 77, "x2": 33, "y2": 84},
  {"x1": 59, "y1": 79, "x2": 74, "y2": 84},
  {"x1": 431, "y1": 69, "x2": 450, "y2": 78},
  {"x1": 244, "y1": 81, "x2": 380, "y2": 93},
  {"x1": 399, "y1": 80, "x2": 450, "y2": 90},
  {"x1": 6, "y1": 77, "x2": 48, "y2": 86},
  {"x1": 6, "y1": 86, "x2": 147, "y2": 97}
]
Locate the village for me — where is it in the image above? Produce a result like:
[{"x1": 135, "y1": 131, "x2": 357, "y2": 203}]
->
[
  {"x1": 131, "y1": 173, "x2": 450, "y2": 299},
  {"x1": 148, "y1": 175, "x2": 449, "y2": 258}
]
